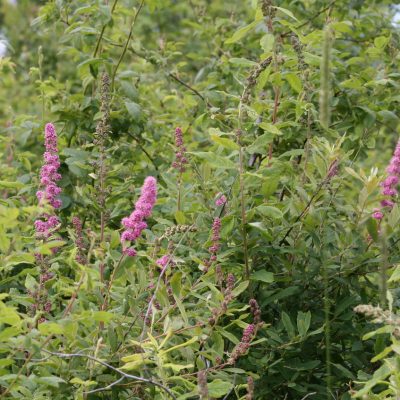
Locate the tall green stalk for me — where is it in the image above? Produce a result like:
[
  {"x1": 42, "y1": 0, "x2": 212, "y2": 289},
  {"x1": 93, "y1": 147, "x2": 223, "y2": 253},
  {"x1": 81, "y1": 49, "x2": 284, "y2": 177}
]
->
[
  {"x1": 320, "y1": 24, "x2": 332, "y2": 130},
  {"x1": 323, "y1": 260, "x2": 332, "y2": 398}
]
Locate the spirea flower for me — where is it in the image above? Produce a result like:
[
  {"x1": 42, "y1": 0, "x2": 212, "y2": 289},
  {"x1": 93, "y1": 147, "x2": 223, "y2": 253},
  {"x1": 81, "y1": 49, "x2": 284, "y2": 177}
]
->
[
  {"x1": 121, "y1": 176, "x2": 157, "y2": 255},
  {"x1": 172, "y1": 127, "x2": 188, "y2": 172},
  {"x1": 156, "y1": 254, "x2": 171, "y2": 268},
  {"x1": 215, "y1": 193, "x2": 227, "y2": 207},
  {"x1": 35, "y1": 123, "x2": 62, "y2": 239},
  {"x1": 373, "y1": 139, "x2": 400, "y2": 220}
]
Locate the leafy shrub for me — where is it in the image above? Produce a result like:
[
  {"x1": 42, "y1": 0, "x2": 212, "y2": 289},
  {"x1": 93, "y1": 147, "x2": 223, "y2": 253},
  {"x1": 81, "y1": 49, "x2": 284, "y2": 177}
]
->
[{"x1": 1, "y1": 0, "x2": 400, "y2": 399}]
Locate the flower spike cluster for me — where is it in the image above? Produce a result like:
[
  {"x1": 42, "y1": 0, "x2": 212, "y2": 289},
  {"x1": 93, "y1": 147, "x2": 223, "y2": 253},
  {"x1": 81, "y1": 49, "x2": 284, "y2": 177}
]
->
[
  {"x1": 121, "y1": 176, "x2": 157, "y2": 256},
  {"x1": 34, "y1": 123, "x2": 62, "y2": 238},
  {"x1": 373, "y1": 139, "x2": 400, "y2": 220},
  {"x1": 172, "y1": 127, "x2": 188, "y2": 172}
]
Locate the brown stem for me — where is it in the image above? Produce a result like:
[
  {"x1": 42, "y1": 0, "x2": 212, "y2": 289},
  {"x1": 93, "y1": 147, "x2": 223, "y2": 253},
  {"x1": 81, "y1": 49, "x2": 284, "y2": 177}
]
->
[
  {"x1": 111, "y1": 0, "x2": 145, "y2": 90},
  {"x1": 93, "y1": 0, "x2": 119, "y2": 57},
  {"x1": 101, "y1": 254, "x2": 125, "y2": 313},
  {"x1": 63, "y1": 273, "x2": 86, "y2": 317},
  {"x1": 237, "y1": 132, "x2": 250, "y2": 282}
]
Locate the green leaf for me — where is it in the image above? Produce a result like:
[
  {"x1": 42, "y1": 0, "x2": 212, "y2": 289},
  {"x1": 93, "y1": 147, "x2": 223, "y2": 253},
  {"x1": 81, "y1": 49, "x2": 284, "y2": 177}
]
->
[
  {"x1": 38, "y1": 322, "x2": 64, "y2": 335},
  {"x1": 274, "y1": 6, "x2": 298, "y2": 21},
  {"x1": 175, "y1": 210, "x2": 186, "y2": 224},
  {"x1": 260, "y1": 33, "x2": 275, "y2": 52},
  {"x1": 285, "y1": 73, "x2": 302, "y2": 93},
  {"x1": 125, "y1": 101, "x2": 142, "y2": 119},
  {"x1": 246, "y1": 133, "x2": 274, "y2": 154},
  {"x1": 189, "y1": 152, "x2": 236, "y2": 169},
  {"x1": 282, "y1": 312, "x2": 296, "y2": 338},
  {"x1": 259, "y1": 122, "x2": 282, "y2": 135},
  {"x1": 374, "y1": 36, "x2": 389, "y2": 49},
  {"x1": 210, "y1": 133, "x2": 239, "y2": 150},
  {"x1": 255, "y1": 205, "x2": 283, "y2": 219},
  {"x1": 164, "y1": 363, "x2": 193, "y2": 372},
  {"x1": 0, "y1": 229, "x2": 11, "y2": 253},
  {"x1": 170, "y1": 272, "x2": 182, "y2": 297},
  {"x1": 296, "y1": 311, "x2": 311, "y2": 337},
  {"x1": 389, "y1": 266, "x2": 400, "y2": 283},
  {"x1": 0, "y1": 181, "x2": 24, "y2": 189},
  {"x1": 207, "y1": 379, "x2": 233, "y2": 397},
  {"x1": 231, "y1": 281, "x2": 249, "y2": 297},
  {"x1": 160, "y1": 336, "x2": 198, "y2": 355},
  {"x1": 217, "y1": 327, "x2": 239, "y2": 344},
  {"x1": 36, "y1": 376, "x2": 66, "y2": 388},
  {"x1": 250, "y1": 270, "x2": 274, "y2": 283},
  {"x1": 225, "y1": 19, "x2": 261, "y2": 44}
]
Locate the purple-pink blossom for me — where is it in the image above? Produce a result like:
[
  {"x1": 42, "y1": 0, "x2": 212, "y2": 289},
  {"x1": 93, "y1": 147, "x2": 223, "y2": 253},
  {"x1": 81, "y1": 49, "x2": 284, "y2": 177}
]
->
[
  {"x1": 215, "y1": 193, "x2": 227, "y2": 207},
  {"x1": 172, "y1": 127, "x2": 188, "y2": 172},
  {"x1": 121, "y1": 176, "x2": 157, "y2": 256},
  {"x1": 373, "y1": 139, "x2": 400, "y2": 220},
  {"x1": 372, "y1": 208, "x2": 384, "y2": 220},
  {"x1": 35, "y1": 123, "x2": 62, "y2": 239},
  {"x1": 204, "y1": 217, "x2": 222, "y2": 268},
  {"x1": 156, "y1": 254, "x2": 172, "y2": 268}
]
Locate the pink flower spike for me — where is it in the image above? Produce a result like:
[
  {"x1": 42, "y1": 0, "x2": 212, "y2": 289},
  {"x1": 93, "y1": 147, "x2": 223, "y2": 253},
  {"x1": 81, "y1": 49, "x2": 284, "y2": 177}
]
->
[
  {"x1": 35, "y1": 123, "x2": 62, "y2": 242},
  {"x1": 120, "y1": 176, "x2": 157, "y2": 254}
]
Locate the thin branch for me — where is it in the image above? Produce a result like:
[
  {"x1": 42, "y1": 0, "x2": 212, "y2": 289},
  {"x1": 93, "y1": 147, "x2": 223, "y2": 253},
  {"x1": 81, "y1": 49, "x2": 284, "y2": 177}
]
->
[
  {"x1": 278, "y1": 181, "x2": 325, "y2": 246},
  {"x1": 300, "y1": 393, "x2": 317, "y2": 400},
  {"x1": 127, "y1": 132, "x2": 159, "y2": 171},
  {"x1": 140, "y1": 229, "x2": 191, "y2": 341},
  {"x1": 168, "y1": 72, "x2": 210, "y2": 107},
  {"x1": 41, "y1": 349, "x2": 177, "y2": 399},
  {"x1": 111, "y1": 0, "x2": 145, "y2": 90},
  {"x1": 84, "y1": 376, "x2": 125, "y2": 394},
  {"x1": 93, "y1": 0, "x2": 119, "y2": 57},
  {"x1": 281, "y1": 1, "x2": 337, "y2": 37}
]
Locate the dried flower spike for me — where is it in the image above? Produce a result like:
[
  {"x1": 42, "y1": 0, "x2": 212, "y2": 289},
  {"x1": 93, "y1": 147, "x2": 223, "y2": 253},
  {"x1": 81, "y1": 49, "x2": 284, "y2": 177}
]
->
[{"x1": 172, "y1": 127, "x2": 188, "y2": 172}]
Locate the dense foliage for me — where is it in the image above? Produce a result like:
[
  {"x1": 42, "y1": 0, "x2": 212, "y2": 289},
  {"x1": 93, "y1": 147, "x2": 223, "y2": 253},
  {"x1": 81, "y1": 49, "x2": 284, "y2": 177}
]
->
[{"x1": 1, "y1": 0, "x2": 400, "y2": 399}]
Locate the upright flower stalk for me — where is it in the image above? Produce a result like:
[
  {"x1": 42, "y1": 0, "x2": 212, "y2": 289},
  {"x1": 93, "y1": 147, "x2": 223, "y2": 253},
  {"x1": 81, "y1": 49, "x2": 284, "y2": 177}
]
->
[
  {"x1": 373, "y1": 139, "x2": 400, "y2": 220},
  {"x1": 34, "y1": 123, "x2": 62, "y2": 239},
  {"x1": 31, "y1": 123, "x2": 62, "y2": 323},
  {"x1": 204, "y1": 217, "x2": 221, "y2": 270},
  {"x1": 172, "y1": 127, "x2": 187, "y2": 211},
  {"x1": 94, "y1": 73, "x2": 111, "y2": 242},
  {"x1": 121, "y1": 176, "x2": 157, "y2": 256}
]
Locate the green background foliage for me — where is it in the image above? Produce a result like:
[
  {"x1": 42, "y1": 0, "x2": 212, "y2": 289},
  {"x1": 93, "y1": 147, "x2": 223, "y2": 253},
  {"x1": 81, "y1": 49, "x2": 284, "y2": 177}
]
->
[{"x1": 1, "y1": 0, "x2": 400, "y2": 399}]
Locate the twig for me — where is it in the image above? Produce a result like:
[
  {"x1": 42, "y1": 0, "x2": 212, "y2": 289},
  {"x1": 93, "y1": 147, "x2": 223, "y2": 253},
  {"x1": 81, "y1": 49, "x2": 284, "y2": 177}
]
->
[
  {"x1": 140, "y1": 229, "x2": 191, "y2": 340},
  {"x1": 41, "y1": 350, "x2": 176, "y2": 399},
  {"x1": 281, "y1": 1, "x2": 337, "y2": 37},
  {"x1": 84, "y1": 376, "x2": 125, "y2": 394},
  {"x1": 63, "y1": 272, "x2": 86, "y2": 317},
  {"x1": 1, "y1": 336, "x2": 53, "y2": 397},
  {"x1": 93, "y1": 0, "x2": 119, "y2": 57},
  {"x1": 111, "y1": 0, "x2": 145, "y2": 90},
  {"x1": 279, "y1": 180, "x2": 325, "y2": 246},
  {"x1": 168, "y1": 72, "x2": 210, "y2": 107},
  {"x1": 127, "y1": 132, "x2": 159, "y2": 171},
  {"x1": 300, "y1": 393, "x2": 317, "y2": 400},
  {"x1": 101, "y1": 254, "x2": 125, "y2": 313}
]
